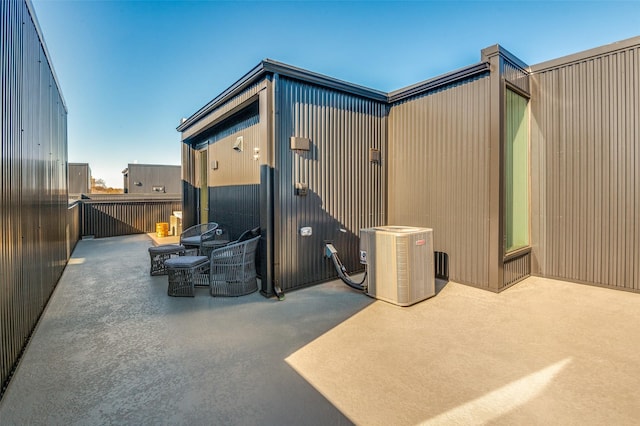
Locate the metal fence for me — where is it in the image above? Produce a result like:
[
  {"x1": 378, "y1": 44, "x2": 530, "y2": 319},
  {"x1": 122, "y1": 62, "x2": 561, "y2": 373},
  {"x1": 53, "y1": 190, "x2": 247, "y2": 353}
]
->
[
  {"x1": 1, "y1": 0, "x2": 69, "y2": 399},
  {"x1": 80, "y1": 198, "x2": 182, "y2": 238},
  {"x1": 530, "y1": 38, "x2": 640, "y2": 292}
]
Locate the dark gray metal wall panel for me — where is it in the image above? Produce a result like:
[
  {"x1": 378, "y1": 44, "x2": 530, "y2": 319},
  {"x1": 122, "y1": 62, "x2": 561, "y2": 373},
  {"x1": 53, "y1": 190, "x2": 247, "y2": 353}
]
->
[
  {"x1": 1, "y1": 0, "x2": 68, "y2": 396},
  {"x1": 208, "y1": 184, "x2": 263, "y2": 276},
  {"x1": 388, "y1": 76, "x2": 491, "y2": 288},
  {"x1": 209, "y1": 185, "x2": 260, "y2": 240},
  {"x1": 181, "y1": 142, "x2": 197, "y2": 229},
  {"x1": 275, "y1": 77, "x2": 387, "y2": 291},
  {"x1": 530, "y1": 43, "x2": 640, "y2": 292},
  {"x1": 81, "y1": 200, "x2": 182, "y2": 238}
]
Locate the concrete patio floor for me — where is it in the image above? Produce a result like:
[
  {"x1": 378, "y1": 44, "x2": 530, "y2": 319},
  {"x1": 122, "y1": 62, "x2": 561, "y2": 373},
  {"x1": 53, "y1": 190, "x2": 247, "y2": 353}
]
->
[{"x1": 1, "y1": 234, "x2": 639, "y2": 425}]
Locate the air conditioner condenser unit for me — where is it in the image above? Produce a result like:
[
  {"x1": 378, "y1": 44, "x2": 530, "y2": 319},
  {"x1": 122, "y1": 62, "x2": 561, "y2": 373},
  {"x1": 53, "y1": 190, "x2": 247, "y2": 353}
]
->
[{"x1": 359, "y1": 226, "x2": 435, "y2": 306}]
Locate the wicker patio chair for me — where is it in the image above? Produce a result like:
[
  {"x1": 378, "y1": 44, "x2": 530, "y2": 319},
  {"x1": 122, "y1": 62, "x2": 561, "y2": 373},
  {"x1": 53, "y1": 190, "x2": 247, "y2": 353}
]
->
[
  {"x1": 235, "y1": 226, "x2": 261, "y2": 243},
  {"x1": 209, "y1": 235, "x2": 260, "y2": 297},
  {"x1": 179, "y1": 222, "x2": 218, "y2": 254}
]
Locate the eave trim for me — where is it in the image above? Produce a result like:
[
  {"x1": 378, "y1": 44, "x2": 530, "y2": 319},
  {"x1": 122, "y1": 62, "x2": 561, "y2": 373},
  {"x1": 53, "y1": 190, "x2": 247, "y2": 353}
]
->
[{"x1": 388, "y1": 62, "x2": 490, "y2": 103}]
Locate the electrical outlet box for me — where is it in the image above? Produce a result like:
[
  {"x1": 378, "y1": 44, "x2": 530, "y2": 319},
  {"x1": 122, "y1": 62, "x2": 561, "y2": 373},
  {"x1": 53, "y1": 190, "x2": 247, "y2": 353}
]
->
[
  {"x1": 290, "y1": 136, "x2": 311, "y2": 151},
  {"x1": 369, "y1": 148, "x2": 381, "y2": 163}
]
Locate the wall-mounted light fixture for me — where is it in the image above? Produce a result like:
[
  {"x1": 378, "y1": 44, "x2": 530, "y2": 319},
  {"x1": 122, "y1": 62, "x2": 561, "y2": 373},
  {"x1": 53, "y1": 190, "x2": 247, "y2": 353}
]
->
[
  {"x1": 211, "y1": 160, "x2": 218, "y2": 170},
  {"x1": 295, "y1": 182, "x2": 308, "y2": 196},
  {"x1": 233, "y1": 136, "x2": 243, "y2": 152},
  {"x1": 134, "y1": 181, "x2": 143, "y2": 186}
]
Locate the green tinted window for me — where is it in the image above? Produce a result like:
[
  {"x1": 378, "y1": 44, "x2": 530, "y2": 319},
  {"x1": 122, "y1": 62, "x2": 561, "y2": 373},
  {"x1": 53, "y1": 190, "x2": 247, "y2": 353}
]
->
[{"x1": 505, "y1": 90, "x2": 529, "y2": 253}]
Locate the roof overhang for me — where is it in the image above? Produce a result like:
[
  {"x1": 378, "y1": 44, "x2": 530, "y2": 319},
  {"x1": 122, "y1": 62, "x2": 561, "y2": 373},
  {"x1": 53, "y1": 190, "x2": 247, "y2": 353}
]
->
[
  {"x1": 388, "y1": 62, "x2": 490, "y2": 104},
  {"x1": 177, "y1": 59, "x2": 388, "y2": 133},
  {"x1": 530, "y1": 35, "x2": 640, "y2": 74},
  {"x1": 177, "y1": 55, "x2": 497, "y2": 134}
]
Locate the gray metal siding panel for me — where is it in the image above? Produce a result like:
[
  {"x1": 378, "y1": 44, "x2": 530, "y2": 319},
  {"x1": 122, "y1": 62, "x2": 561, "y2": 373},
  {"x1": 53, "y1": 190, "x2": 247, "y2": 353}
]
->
[
  {"x1": 388, "y1": 76, "x2": 491, "y2": 288},
  {"x1": 1, "y1": 0, "x2": 69, "y2": 395},
  {"x1": 275, "y1": 78, "x2": 387, "y2": 291},
  {"x1": 531, "y1": 44, "x2": 640, "y2": 292},
  {"x1": 209, "y1": 185, "x2": 260, "y2": 240}
]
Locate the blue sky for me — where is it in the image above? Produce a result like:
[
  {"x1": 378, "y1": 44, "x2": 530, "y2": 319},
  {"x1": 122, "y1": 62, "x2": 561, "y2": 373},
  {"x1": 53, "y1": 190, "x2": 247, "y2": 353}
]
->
[{"x1": 32, "y1": 0, "x2": 640, "y2": 188}]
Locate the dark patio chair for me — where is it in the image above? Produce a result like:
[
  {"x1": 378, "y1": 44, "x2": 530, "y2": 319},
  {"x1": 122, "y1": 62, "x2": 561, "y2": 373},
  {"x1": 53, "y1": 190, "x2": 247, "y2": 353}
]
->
[
  {"x1": 209, "y1": 235, "x2": 260, "y2": 297},
  {"x1": 179, "y1": 222, "x2": 218, "y2": 254}
]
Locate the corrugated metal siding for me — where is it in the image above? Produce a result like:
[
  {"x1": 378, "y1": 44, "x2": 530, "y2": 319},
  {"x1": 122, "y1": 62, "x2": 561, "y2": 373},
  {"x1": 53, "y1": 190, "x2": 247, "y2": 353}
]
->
[
  {"x1": 209, "y1": 185, "x2": 260, "y2": 240},
  {"x1": 530, "y1": 44, "x2": 640, "y2": 292},
  {"x1": 503, "y1": 58, "x2": 530, "y2": 94},
  {"x1": 203, "y1": 115, "x2": 262, "y2": 238},
  {"x1": 81, "y1": 199, "x2": 182, "y2": 238},
  {"x1": 276, "y1": 77, "x2": 387, "y2": 291},
  {"x1": 67, "y1": 202, "x2": 81, "y2": 258},
  {"x1": 1, "y1": 0, "x2": 69, "y2": 396},
  {"x1": 206, "y1": 116, "x2": 261, "y2": 187},
  {"x1": 185, "y1": 107, "x2": 264, "y2": 237},
  {"x1": 503, "y1": 252, "x2": 531, "y2": 288},
  {"x1": 388, "y1": 76, "x2": 491, "y2": 288}
]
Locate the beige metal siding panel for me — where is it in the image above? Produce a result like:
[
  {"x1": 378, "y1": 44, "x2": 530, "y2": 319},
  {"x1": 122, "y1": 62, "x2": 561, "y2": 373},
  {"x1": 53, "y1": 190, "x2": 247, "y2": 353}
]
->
[
  {"x1": 388, "y1": 76, "x2": 491, "y2": 288},
  {"x1": 275, "y1": 78, "x2": 387, "y2": 291},
  {"x1": 207, "y1": 122, "x2": 261, "y2": 187},
  {"x1": 1, "y1": 0, "x2": 68, "y2": 394},
  {"x1": 531, "y1": 43, "x2": 640, "y2": 292}
]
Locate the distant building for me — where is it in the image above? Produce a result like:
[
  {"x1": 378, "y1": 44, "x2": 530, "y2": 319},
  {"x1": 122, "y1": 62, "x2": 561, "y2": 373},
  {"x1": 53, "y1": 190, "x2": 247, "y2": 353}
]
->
[
  {"x1": 68, "y1": 163, "x2": 91, "y2": 195},
  {"x1": 122, "y1": 164, "x2": 181, "y2": 194}
]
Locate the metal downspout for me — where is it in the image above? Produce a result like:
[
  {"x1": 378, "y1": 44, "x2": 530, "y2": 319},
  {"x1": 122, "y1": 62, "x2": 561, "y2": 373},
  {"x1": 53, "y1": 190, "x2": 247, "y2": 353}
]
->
[
  {"x1": 271, "y1": 73, "x2": 284, "y2": 300},
  {"x1": 261, "y1": 73, "x2": 284, "y2": 300}
]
